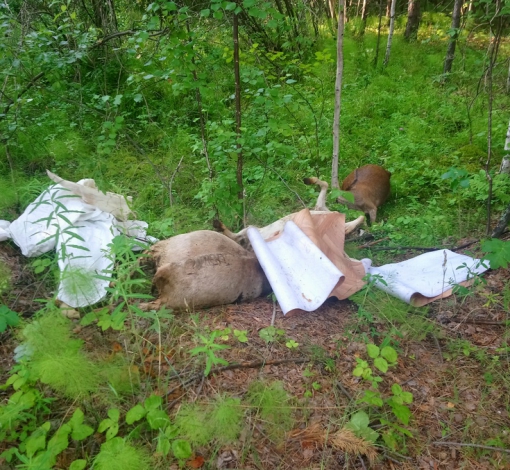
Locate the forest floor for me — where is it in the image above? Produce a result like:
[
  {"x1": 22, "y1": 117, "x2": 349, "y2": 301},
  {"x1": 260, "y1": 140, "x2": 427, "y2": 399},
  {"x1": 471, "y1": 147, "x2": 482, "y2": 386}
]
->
[{"x1": 1, "y1": 235, "x2": 510, "y2": 469}]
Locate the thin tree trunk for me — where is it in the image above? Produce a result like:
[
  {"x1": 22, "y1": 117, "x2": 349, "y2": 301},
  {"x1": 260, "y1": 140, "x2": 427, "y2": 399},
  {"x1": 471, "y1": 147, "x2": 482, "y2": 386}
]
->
[
  {"x1": 233, "y1": 10, "x2": 243, "y2": 211},
  {"x1": 331, "y1": 0, "x2": 345, "y2": 190},
  {"x1": 385, "y1": 0, "x2": 391, "y2": 26},
  {"x1": 500, "y1": 120, "x2": 510, "y2": 174},
  {"x1": 507, "y1": 58, "x2": 510, "y2": 93},
  {"x1": 492, "y1": 119, "x2": 510, "y2": 237},
  {"x1": 443, "y1": 0, "x2": 462, "y2": 74},
  {"x1": 383, "y1": 0, "x2": 397, "y2": 67},
  {"x1": 373, "y1": 0, "x2": 384, "y2": 66},
  {"x1": 404, "y1": 0, "x2": 420, "y2": 41},
  {"x1": 359, "y1": 0, "x2": 369, "y2": 36}
]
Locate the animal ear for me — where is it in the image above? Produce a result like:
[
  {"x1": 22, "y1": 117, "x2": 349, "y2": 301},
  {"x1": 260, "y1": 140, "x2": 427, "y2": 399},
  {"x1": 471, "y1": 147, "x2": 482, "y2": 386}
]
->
[{"x1": 213, "y1": 219, "x2": 226, "y2": 231}]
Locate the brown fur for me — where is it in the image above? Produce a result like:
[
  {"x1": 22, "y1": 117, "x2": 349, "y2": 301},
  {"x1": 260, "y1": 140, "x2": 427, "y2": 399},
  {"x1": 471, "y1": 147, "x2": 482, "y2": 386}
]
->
[
  {"x1": 141, "y1": 230, "x2": 271, "y2": 311},
  {"x1": 339, "y1": 164, "x2": 391, "y2": 223}
]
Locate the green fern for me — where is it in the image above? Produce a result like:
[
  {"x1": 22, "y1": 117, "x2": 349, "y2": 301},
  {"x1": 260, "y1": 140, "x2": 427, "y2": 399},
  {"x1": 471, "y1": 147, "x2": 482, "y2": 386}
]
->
[
  {"x1": 247, "y1": 381, "x2": 294, "y2": 441},
  {"x1": 174, "y1": 403, "x2": 211, "y2": 446},
  {"x1": 209, "y1": 396, "x2": 243, "y2": 444},
  {"x1": 31, "y1": 353, "x2": 99, "y2": 397},
  {"x1": 93, "y1": 437, "x2": 151, "y2": 470}
]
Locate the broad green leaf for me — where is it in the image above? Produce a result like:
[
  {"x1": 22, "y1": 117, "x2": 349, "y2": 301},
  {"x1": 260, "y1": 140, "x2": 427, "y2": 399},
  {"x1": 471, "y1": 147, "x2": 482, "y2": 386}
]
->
[
  {"x1": 126, "y1": 404, "x2": 146, "y2": 424},
  {"x1": 366, "y1": 344, "x2": 380, "y2": 359},
  {"x1": 47, "y1": 423, "x2": 71, "y2": 455},
  {"x1": 106, "y1": 422, "x2": 119, "y2": 440},
  {"x1": 391, "y1": 403, "x2": 412, "y2": 425},
  {"x1": 25, "y1": 422, "x2": 50, "y2": 458},
  {"x1": 146, "y1": 409, "x2": 170, "y2": 430},
  {"x1": 381, "y1": 346, "x2": 398, "y2": 363},
  {"x1": 144, "y1": 394, "x2": 162, "y2": 411},
  {"x1": 69, "y1": 460, "x2": 87, "y2": 470},
  {"x1": 373, "y1": 357, "x2": 388, "y2": 373},
  {"x1": 156, "y1": 436, "x2": 171, "y2": 456},
  {"x1": 391, "y1": 384, "x2": 403, "y2": 395},
  {"x1": 107, "y1": 408, "x2": 120, "y2": 422}
]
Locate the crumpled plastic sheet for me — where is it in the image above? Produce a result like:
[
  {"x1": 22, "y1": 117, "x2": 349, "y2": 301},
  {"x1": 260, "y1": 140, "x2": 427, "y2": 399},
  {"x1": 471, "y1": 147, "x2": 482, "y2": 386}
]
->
[
  {"x1": 1, "y1": 177, "x2": 154, "y2": 308},
  {"x1": 247, "y1": 221, "x2": 344, "y2": 315},
  {"x1": 361, "y1": 249, "x2": 489, "y2": 306}
]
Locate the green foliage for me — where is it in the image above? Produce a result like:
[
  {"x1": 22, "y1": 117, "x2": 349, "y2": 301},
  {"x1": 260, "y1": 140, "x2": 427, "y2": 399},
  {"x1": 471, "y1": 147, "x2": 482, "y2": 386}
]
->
[
  {"x1": 21, "y1": 311, "x2": 100, "y2": 397},
  {"x1": 190, "y1": 330, "x2": 230, "y2": 376},
  {"x1": 247, "y1": 380, "x2": 294, "y2": 441},
  {"x1": 351, "y1": 343, "x2": 414, "y2": 451},
  {"x1": 482, "y1": 239, "x2": 510, "y2": 269},
  {"x1": 93, "y1": 437, "x2": 151, "y2": 470},
  {"x1": 0, "y1": 304, "x2": 20, "y2": 332},
  {"x1": 345, "y1": 411, "x2": 379, "y2": 444},
  {"x1": 174, "y1": 396, "x2": 243, "y2": 446},
  {"x1": 0, "y1": 262, "x2": 12, "y2": 295},
  {"x1": 259, "y1": 325, "x2": 285, "y2": 344}
]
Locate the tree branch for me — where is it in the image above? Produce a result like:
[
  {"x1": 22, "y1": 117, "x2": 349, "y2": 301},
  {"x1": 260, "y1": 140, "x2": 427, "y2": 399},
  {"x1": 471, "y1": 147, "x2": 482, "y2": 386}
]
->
[{"x1": 1, "y1": 72, "x2": 44, "y2": 121}]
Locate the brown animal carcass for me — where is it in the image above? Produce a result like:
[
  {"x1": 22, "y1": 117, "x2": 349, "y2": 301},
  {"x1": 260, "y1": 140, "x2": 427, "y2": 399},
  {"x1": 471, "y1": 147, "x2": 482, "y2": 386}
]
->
[
  {"x1": 141, "y1": 230, "x2": 271, "y2": 311},
  {"x1": 338, "y1": 164, "x2": 391, "y2": 224}
]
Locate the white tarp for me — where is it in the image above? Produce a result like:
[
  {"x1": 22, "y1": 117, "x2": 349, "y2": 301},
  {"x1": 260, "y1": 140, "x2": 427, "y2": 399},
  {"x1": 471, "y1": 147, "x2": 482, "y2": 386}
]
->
[
  {"x1": 247, "y1": 221, "x2": 343, "y2": 314},
  {"x1": 362, "y1": 249, "x2": 489, "y2": 306},
  {"x1": 1, "y1": 173, "x2": 153, "y2": 308}
]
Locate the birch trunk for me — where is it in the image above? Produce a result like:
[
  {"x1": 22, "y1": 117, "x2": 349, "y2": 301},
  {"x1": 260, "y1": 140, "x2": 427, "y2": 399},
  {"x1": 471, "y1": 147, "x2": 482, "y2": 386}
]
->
[
  {"x1": 383, "y1": 0, "x2": 397, "y2": 67},
  {"x1": 492, "y1": 120, "x2": 510, "y2": 237},
  {"x1": 233, "y1": 10, "x2": 244, "y2": 210},
  {"x1": 331, "y1": 0, "x2": 345, "y2": 190},
  {"x1": 443, "y1": 0, "x2": 463, "y2": 74}
]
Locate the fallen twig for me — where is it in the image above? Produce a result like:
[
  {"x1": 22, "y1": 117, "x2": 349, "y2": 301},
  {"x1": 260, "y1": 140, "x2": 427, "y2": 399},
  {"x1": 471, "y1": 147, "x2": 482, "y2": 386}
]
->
[
  {"x1": 400, "y1": 366, "x2": 428, "y2": 386},
  {"x1": 165, "y1": 357, "x2": 310, "y2": 398},
  {"x1": 432, "y1": 441, "x2": 510, "y2": 454},
  {"x1": 358, "y1": 237, "x2": 389, "y2": 249},
  {"x1": 335, "y1": 381, "x2": 353, "y2": 401}
]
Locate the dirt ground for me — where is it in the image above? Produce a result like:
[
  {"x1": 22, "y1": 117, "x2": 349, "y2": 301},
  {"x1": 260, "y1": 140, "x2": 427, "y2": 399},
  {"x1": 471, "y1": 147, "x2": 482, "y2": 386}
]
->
[{"x1": 1, "y1": 237, "x2": 509, "y2": 469}]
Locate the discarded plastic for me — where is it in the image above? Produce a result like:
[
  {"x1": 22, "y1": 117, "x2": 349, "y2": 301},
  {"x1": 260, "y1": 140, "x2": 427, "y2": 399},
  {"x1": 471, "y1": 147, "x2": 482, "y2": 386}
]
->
[{"x1": 1, "y1": 172, "x2": 154, "y2": 308}]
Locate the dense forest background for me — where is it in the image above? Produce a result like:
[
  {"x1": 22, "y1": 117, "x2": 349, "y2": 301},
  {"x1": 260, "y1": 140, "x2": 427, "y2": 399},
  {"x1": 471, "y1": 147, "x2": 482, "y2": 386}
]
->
[
  {"x1": 1, "y1": 0, "x2": 509, "y2": 242},
  {"x1": 1, "y1": 1, "x2": 510, "y2": 469}
]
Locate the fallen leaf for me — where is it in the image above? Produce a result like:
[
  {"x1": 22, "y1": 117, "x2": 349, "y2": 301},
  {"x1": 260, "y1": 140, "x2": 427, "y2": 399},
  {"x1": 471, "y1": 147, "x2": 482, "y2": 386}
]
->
[
  {"x1": 446, "y1": 402, "x2": 455, "y2": 409},
  {"x1": 188, "y1": 455, "x2": 205, "y2": 468}
]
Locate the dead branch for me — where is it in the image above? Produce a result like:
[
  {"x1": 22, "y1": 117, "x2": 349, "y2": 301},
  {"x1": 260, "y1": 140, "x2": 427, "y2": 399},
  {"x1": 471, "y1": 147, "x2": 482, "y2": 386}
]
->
[
  {"x1": 335, "y1": 381, "x2": 353, "y2": 401},
  {"x1": 358, "y1": 237, "x2": 389, "y2": 249},
  {"x1": 165, "y1": 357, "x2": 310, "y2": 398},
  {"x1": 92, "y1": 28, "x2": 169, "y2": 48},
  {"x1": 432, "y1": 441, "x2": 510, "y2": 455}
]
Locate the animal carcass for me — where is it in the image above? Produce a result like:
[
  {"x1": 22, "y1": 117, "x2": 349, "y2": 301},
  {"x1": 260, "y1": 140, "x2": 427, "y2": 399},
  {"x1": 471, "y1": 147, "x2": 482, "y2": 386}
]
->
[{"x1": 141, "y1": 230, "x2": 271, "y2": 311}]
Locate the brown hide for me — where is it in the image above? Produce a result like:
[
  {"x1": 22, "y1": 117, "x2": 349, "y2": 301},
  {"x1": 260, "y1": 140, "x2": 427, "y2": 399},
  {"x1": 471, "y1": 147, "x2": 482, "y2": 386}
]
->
[
  {"x1": 143, "y1": 230, "x2": 270, "y2": 311},
  {"x1": 339, "y1": 164, "x2": 391, "y2": 223}
]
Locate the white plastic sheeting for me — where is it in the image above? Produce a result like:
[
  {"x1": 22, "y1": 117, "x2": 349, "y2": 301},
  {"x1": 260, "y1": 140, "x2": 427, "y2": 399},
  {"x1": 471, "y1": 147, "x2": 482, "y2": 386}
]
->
[
  {"x1": 362, "y1": 249, "x2": 489, "y2": 306},
  {"x1": 1, "y1": 174, "x2": 153, "y2": 308},
  {"x1": 247, "y1": 221, "x2": 344, "y2": 315}
]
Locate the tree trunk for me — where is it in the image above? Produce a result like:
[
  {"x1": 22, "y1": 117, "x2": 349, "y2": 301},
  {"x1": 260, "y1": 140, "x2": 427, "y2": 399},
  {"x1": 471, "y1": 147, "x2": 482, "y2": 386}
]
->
[
  {"x1": 331, "y1": 0, "x2": 345, "y2": 190},
  {"x1": 373, "y1": 0, "x2": 384, "y2": 66},
  {"x1": 500, "y1": 120, "x2": 510, "y2": 174},
  {"x1": 385, "y1": 0, "x2": 392, "y2": 26},
  {"x1": 404, "y1": 0, "x2": 420, "y2": 41},
  {"x1": 91, "y1": 0, "x2": 118, "y2": 34},
  {"x1": 383, "y1": 0, "x2": 397, "y2": 67},
  {"x1": 359, "y1": 0, "x2": 369, "y2": 36},
  {"x1": 233, "y1": 11, "x2": 243, "y2": 207},
  {"x1": 443, "y1": 0, "x2": 463, "y2": 74}
]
